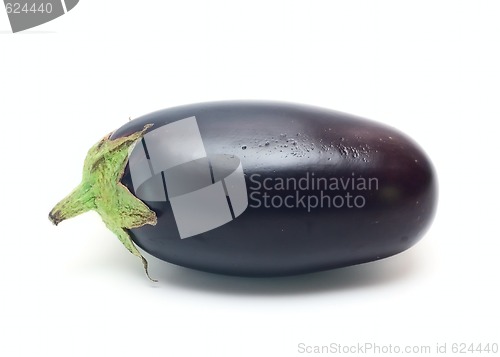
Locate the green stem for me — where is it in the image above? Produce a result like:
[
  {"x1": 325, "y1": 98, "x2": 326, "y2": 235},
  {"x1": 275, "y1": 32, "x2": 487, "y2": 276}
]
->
[
  {"x1": 48, "y1": 124, "x2": 158, "y2": 281},
  {"x1": 48, "y1": 183, "x2": 94, "y2": 225}
]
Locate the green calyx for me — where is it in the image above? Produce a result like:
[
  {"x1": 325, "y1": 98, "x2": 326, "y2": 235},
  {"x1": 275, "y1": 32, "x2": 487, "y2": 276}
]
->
[{"x1": 48, "y1": 124, "x2": 158, "y2": 281}]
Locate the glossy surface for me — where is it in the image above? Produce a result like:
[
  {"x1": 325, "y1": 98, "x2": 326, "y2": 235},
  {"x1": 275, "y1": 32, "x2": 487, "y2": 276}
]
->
[{"x1": 111, "y1": 101, "x2": 437, "y2": 276}]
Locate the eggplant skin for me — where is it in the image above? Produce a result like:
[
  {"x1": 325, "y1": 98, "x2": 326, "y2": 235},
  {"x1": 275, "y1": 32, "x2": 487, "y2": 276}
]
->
[{"x1": 111, "y1": 101, "x2": 437, "y2": 277}]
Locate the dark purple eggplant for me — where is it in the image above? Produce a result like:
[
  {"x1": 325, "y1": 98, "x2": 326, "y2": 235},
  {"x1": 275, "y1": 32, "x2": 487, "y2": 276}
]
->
[{"x1": 49, "y1": 101, "x2": 437, "y2": 279}]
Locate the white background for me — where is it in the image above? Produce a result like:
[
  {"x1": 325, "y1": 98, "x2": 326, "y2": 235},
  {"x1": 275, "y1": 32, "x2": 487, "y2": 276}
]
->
[{"x1": 1, "y1": 1, "x2": 499, "y2": 356}]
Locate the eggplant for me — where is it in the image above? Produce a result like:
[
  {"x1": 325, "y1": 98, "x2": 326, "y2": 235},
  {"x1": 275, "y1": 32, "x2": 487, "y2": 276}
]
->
[{"x1": 49, "y1": 101, "x2": 437, "y2": 279}]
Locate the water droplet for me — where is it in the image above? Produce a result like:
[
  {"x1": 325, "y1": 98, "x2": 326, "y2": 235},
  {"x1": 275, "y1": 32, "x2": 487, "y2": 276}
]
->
[
  {"x1": 265, "y1": 141, "x2": 270, "y2": 146},
  {"x1": 327, "y1": 158, "x2": 331, "y2": 161}
]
